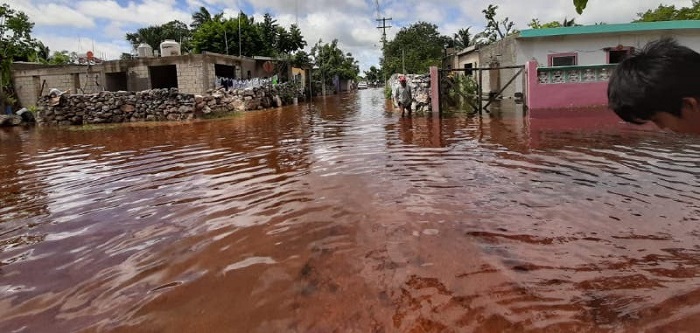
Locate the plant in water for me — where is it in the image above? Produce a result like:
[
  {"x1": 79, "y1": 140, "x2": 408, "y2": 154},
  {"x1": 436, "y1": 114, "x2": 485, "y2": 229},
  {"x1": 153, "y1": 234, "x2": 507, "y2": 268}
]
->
[{"x1": 444, "y1": 74, "x2": 478, "y2": 113}]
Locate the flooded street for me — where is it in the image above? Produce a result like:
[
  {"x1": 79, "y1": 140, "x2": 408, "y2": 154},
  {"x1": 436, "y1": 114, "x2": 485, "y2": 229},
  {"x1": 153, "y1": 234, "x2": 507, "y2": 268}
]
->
[{"x1": 1, "y1": 88, "x2": 699, "y2": 332}]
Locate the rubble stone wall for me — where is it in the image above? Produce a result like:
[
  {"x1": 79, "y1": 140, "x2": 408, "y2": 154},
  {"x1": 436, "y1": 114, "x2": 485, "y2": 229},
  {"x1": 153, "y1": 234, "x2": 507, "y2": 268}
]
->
[
  {"x1": 388, "y1": 73, "x2": 432, "y2": 112},
  {"x1": 36, "y1": 83, "x2": 302, "y2": 126}
]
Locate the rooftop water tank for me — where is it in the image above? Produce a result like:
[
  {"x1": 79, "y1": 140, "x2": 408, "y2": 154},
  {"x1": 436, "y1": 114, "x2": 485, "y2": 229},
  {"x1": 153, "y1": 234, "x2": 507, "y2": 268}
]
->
[
  {"x1": 137, "y1": 43, "x2": 153, "y2": 58},
  {"x1": 160, "y1": 39, "x2": 181, "y2": 57}
]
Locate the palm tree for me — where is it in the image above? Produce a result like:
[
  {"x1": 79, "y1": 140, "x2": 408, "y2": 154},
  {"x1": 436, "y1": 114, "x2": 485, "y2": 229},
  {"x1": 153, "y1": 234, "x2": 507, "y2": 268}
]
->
[
  {"x1": 562, "y1": 17, "x2": 579, "y2": 27},
  {"x1": 190, "y1": 7, "x2": 223, "y2": 30},
  {"x1": 453, "y1": 27, "x2": 472, "y2": 50}
]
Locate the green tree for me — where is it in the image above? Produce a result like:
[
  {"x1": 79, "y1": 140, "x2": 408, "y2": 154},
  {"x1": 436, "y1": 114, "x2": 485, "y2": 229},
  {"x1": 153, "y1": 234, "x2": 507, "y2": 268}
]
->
[
  {"x1": 257, "y1": 13, "x2": 278, "y2": 56},
  {"x1": 477, "y1": 4, "x2": 517, "y2": 44},
  {"x1": 125, "y1": 20, "x2": 191, "y2": 53},
  {"x1": 191, "y1": 12, "x2": 305, "y2": 58},
  {"x1": 574, "y1": 0, "x2": 588, "y2": 14},
  {"x1": 364, "y1": 66, "x2": 382, "y2": 83},
  {"x1": 635, "y1": 1, "x2": 700, "y2": 22},
  {"x1": 34, "y1": 40, "x2": 50, "y2": 63},
  {"x1": 190, "y1": 6, "x2": 223, "y2": 30},
  {"x1": 453, "y1": 27, "x2": 473, "y2": 49},
  {"x1": 48, "y1": 50, "x2": 73, "y2": 65},
  {"x1": 291, "y1": 50, "x2": 311, "y2": 68},
  {"x1": 0, "y1": 3, "x2": 38, "y2": 108},
  {"x1": 528, "y1": 17, "x2": 580, "y2": 29},
  {"x1": 311, "y1": 39, "x2": 359, "y2": 86},
  {"x1": 381, "y1": 22, "x2": 451, "y2": 75},
  {"x1": 277, "y1": 24, "x2": 306, "y2": 54},
  {"x1": 191, "y1": 13, "x2": 265, "y2": 56}
]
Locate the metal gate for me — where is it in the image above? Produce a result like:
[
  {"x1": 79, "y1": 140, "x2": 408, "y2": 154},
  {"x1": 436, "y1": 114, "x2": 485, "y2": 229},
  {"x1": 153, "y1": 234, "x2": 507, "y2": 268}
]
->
[{"x1": 438, "y1": 65, "x2": 525, "y2": 114}]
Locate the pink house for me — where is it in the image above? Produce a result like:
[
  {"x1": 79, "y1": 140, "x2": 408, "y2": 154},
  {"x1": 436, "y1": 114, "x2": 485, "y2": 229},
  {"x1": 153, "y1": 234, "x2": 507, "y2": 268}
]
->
[{"x1": 517, "y1": 21, "x2": 700, "y2": 113}]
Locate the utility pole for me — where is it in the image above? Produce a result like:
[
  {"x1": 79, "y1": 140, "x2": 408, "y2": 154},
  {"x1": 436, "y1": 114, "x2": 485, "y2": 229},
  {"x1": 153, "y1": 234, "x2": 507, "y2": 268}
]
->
[
  {"x1": 238, "y1": 10, "x2": 242, "y2": 57},
  {"x1": 376, "y1": 17, "x2": 391, "y2": 86},
  {"x1": 402, "y1": 49, "x2": 405, "y2": 74},
  {"x1": 376, "y1": 17, "x2": 392, "y2": 47}
]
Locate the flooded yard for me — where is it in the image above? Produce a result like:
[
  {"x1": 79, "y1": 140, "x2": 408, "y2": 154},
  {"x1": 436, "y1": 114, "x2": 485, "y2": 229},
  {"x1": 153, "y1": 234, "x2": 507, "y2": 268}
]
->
[{"x1": 1, "y1": 88, "x2": 699, "y2": 332}]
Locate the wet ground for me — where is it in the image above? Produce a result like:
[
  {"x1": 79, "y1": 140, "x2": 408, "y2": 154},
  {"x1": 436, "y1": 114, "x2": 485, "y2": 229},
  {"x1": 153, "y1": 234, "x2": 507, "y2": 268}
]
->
[{"x1": 1, "y1": 88, "x2": 699, "y2": 332}]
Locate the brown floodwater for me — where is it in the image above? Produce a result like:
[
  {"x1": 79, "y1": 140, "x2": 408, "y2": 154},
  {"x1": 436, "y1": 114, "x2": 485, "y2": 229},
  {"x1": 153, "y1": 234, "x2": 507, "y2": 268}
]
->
[{"x1": 1, "y1": 89, "x2": 699, "y2": 332}]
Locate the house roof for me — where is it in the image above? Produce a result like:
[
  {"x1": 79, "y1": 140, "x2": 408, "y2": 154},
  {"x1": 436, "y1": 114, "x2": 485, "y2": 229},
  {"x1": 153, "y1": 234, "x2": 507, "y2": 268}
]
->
[
  {"x1": 519, "y1": 20, "x2": 700, "y2": 38},
  {"x1": 456, "y1": 45, "x2": 479, "y2": 56}
]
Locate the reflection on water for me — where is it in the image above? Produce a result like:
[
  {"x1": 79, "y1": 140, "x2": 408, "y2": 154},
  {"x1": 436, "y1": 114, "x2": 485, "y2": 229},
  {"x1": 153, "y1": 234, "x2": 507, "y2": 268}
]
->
[{"x1": 1, "y1": 89, "x2": 699, "y2": 332}]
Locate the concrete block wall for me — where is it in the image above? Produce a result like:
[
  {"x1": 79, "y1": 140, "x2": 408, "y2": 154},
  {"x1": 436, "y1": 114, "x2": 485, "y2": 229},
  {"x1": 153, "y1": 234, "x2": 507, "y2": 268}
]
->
[
  {"x1": 13, "y1": 76, "x2": 38, "y2": 107},
  {"x1": 77, "y1": 72, "x2": 102, "y2": 94},
  {"x1": 127, "y1": 65, "x2": 150, "y2": 91},
  {"x1": 176, "y1": 61, "x2": 207, "y2": 94}
]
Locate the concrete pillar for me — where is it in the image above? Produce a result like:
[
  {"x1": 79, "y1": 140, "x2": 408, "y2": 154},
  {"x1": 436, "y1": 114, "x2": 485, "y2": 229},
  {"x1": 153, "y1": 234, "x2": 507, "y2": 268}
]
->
[{"x1": 430, "y1": 66, "x2": 439, "y2": 114}]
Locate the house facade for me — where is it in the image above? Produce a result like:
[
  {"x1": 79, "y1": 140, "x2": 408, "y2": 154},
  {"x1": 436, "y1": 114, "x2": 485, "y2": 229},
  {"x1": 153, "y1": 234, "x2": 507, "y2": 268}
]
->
[
  {"x1": 11, "y1": 52, "x2": 302, "y2": 108},
  {"x1": 447, "y1": 20, "x2": 700, "y2": 112},
  {"x1": 519, "y1": 20, "x2": 700, "y2": 111}
]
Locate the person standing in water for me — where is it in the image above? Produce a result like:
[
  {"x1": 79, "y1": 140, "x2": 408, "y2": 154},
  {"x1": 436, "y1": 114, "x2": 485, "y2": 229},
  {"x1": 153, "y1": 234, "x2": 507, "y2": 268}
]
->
[{"x1": 394, "y1": 76, "x2": 413, "y2": 117}]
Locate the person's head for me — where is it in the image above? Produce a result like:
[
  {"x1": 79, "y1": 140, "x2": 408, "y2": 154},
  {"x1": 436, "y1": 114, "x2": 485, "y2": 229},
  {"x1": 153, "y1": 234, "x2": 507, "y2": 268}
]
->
[
  {"x1": 399, "y1": 76, "x2": 407, "y2": 86},
  {"x1": 608, "y1": 38, "x2": 700, "y2": 134}
]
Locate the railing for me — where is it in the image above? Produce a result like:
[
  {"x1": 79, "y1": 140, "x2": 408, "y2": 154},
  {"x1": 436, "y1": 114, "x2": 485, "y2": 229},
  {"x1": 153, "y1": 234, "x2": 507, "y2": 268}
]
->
[{"x1": 536, "y1": 64, "x2": 617, "y2": 84}]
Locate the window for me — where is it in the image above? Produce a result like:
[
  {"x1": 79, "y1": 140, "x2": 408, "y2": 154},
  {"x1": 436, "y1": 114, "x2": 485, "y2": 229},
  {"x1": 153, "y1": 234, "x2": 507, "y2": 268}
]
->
[
  {"x1": 548, "y1": 53, "x2": 577, "y2": 66},
  {"x1": 464, "y1": 63, "x2": 474, "y2": 76},
  {"x1": 608, "y1": 47, "x2": 633, "y2": 64}
]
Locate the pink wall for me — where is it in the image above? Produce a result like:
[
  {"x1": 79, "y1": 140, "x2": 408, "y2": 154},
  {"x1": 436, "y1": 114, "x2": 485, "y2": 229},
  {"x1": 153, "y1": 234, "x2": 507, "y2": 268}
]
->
[{"x1": 526, "y1": 61, "x2": 609, "y2": 114}]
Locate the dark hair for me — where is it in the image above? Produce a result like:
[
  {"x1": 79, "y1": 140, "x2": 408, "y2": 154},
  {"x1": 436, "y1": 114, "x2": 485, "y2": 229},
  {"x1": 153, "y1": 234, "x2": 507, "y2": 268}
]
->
[{"x1": 608, "y1": 38, "x2": 700, "y2": 124}]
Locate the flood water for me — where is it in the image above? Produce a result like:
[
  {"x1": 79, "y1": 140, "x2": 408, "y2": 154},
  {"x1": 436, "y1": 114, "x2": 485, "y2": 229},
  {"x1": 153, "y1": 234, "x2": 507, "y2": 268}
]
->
[{"x1": 1, "y1": 88, "x2": 699, "y2": 332}]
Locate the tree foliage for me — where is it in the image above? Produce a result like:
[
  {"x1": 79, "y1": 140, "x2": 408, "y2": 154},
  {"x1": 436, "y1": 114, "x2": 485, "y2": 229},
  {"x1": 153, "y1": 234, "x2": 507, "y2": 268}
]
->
[
  {"x1": 47, "y1": 50, "x2": 73, "y2": 65},
  {"x1": 311, "y1": 39, "x2": 359, "y2": 85},
  {"x1": 382, "y1": 22, "x2": 451, "y2": 75},
  {"x1": 190, "y1": 6, "x2": 223, "y2": 30},
  {"x1": 574, "y1": 0, "x2": 588, "y2": 14},
  {"x1": 477, "y1": 4, "x2": 517, "y2": 43},
  {"x1": 1, "y1": 3, "x2": 38, "y2": 105},
  {"x1": 188, "y1": 11, "x2": 306, "y2": 58},
  {"x1": 635, "y1": 1, "x2": 700, "y2": 22},
  {"x1": 528, "y1": 17, "x2": 579, "y2": 29},
  {"x1": 453, "y1": 28, "x2": 473, "y2": 49},
  {"x1": 364, "y1": 66, "x2": 382, "y2": 84},
  {"x1": 125, "y1": 20, "x2": 192, "y2": 52}
]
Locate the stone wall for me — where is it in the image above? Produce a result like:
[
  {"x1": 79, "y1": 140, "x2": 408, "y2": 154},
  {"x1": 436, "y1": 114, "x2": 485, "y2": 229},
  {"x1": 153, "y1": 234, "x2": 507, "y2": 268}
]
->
[{"x1": 36, "y1": 83, "x2": 303, "y2": 126}]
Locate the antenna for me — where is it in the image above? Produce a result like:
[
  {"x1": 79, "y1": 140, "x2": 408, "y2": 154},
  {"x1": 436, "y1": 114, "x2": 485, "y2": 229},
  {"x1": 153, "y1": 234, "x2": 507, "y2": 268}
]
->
[{"x1": 375, "y1": 0, "x2": 381, "y2": 20}]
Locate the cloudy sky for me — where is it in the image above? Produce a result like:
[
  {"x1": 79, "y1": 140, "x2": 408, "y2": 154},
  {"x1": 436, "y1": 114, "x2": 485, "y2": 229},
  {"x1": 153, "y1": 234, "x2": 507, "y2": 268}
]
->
[{"x1": 2, "y1": 0, "x2": 694, "y2": 71}]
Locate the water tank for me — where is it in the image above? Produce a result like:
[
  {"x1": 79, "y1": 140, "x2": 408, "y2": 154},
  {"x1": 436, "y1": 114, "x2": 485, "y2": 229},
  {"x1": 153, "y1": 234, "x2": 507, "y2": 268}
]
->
[
  {"x1": 137, "y1": 43, "x2": 153, "y2": 58},
  {"x1": 160, "y1": 39, "x2": 181, "y2": 57}
]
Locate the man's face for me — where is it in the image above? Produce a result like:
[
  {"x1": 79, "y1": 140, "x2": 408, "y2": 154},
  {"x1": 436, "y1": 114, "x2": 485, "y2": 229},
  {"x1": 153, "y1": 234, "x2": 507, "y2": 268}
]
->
[{"x1": 649, "y1": 98, "x2": 700, "y2": 134}]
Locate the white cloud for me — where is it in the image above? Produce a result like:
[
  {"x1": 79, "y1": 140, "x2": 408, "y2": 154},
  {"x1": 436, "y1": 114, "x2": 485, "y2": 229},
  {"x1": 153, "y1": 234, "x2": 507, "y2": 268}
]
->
[
  {"x1": 1, "y1": 1, "x2": 95, "y2": 28},
  {"x1": 34, "y1": 33, "x2": 129, "y2": 59},
  {"x1": 2, "y1": 0, "x2": 698, "y2": 71},
  {"x1": 76, "y1": 0, "x2": 191, "y2": 25}
]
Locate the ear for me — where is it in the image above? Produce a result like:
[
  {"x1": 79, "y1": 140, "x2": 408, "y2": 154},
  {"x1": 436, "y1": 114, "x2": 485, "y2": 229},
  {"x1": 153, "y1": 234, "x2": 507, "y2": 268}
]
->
[{"x1": 681, "y1": 97, "x2": 700, "y2": 116}]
